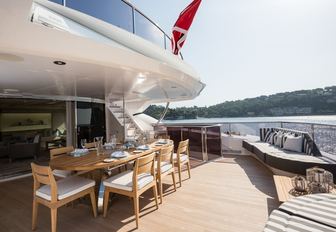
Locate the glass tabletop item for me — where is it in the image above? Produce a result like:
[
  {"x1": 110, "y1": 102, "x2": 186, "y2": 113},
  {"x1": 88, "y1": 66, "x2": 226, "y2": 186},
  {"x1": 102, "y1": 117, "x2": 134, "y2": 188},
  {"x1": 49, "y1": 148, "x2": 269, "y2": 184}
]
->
[
  {"x1": 103, "y1": 143, "x2": 115, "y2": 150},
  {"x1": 80, "y1": 138, "x2": 87, "y2": 149},
  {"x1": 94, "y1": 136, "x2": 104, "y2": 155},
  {"x1": 70, "y1": 148, "x2": 89, "y2": 157}
]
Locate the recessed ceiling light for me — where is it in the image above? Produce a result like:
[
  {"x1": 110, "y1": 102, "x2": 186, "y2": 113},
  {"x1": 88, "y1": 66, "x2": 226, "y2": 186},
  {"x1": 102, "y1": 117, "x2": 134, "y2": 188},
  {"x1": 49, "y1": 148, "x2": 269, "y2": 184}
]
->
[
  {"x1": 53, "y1": 60, "x2": 66, "y2": 65},
  {"x1": 136, "y1": 73, "x2": 147, "y2": 84}
]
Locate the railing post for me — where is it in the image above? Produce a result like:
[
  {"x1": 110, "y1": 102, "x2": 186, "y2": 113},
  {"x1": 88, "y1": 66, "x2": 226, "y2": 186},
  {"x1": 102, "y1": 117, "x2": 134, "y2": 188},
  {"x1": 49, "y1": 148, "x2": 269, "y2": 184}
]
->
[
  {"x1": 311, "y1": 124, "x2": 315, "y2": 142},
  {"x1": 280, "y1": 122, "x2": 283, "y2": 128}
]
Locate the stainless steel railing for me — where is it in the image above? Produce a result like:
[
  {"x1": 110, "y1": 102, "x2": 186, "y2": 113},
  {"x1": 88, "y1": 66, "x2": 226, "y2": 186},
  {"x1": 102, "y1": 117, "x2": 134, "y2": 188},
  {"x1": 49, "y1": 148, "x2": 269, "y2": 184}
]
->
[{"x1": 160, "y1": 121, "x2": 336, "y2": 156}]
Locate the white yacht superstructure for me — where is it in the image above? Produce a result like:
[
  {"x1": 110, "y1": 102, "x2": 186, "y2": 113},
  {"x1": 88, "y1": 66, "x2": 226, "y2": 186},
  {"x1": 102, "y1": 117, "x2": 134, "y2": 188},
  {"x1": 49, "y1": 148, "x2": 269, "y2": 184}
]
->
[{"x1": 0, "y1": 0, "x2": 205, "y2": 140}]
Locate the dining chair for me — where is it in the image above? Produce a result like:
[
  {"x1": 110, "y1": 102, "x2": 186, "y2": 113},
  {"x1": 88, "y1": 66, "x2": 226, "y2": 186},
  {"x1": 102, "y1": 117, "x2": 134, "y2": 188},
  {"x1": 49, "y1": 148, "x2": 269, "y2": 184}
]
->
[
  {"x1": 31, "y1": 163, "x2": 97, "y2": 232},
  {"x1": 50, "y1": 146, "x2": 74, "y2": 178},
  {"x1": 156, "y1": 144, "x2": 176, "y2": 204},
  {"x1": 84, "y1": 142, "x2": 95, "y2": 149},
  {"x1": 173, "y1": 139, "x2": 191, "y2": 187},
  {"x1": 103, "y1": 153, "x2": 159, "y2": 228}
]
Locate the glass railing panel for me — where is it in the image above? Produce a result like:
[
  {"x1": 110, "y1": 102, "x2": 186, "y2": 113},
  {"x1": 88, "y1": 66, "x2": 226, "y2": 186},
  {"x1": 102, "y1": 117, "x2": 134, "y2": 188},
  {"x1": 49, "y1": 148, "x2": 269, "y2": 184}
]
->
[
  {"x1": 49, "y1": 0, "x2": 63, "y2": 5},
  {"x1": 66, "y1": 0, "x2": 133, "y2": 33},
  {"x1": 182, "y1": 127, "x2": 203, "y2": 160},
  {"x1": 204, "y1": 126, "x2": 222, "y2": 160},
  {"x1": 281, "y1": 122, "x2": 314, "y2": 135},
  {"x1": 222, "y1": 122, "x2": 281, "y2": 136},
  {"x1": 166, "y1": 125, "x2": 222, "y2": 161},
  {"x1": 311, "y1": 124, "x2": 336, "y2": 156},
  {"x1": 134, "y1": 10, "x2": 165, "y2": 48},
  {"x1": 166, "y1": 127, "x2": 182, "y2": 151}
]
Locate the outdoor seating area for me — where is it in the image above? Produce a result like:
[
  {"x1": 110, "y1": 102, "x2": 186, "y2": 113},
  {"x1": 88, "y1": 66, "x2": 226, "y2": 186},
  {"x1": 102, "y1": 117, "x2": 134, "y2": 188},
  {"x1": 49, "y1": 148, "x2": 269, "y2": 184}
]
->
[
  {"x1": 30, "y1": 139, "x2": 192, "y2": 232},
  {"x1": 243, "y1": 127, "x2": 336, "y2": 178},
  {"x1": 0, "y1": 152, "x2": 279, "y2": 232}
]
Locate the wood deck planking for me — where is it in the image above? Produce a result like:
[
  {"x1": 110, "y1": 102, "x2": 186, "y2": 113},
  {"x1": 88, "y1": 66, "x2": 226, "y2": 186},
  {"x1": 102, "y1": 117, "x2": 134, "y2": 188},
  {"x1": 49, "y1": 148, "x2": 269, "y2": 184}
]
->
[{"x1": 0, "y1": 155, "x2": 279, "y2": 232}]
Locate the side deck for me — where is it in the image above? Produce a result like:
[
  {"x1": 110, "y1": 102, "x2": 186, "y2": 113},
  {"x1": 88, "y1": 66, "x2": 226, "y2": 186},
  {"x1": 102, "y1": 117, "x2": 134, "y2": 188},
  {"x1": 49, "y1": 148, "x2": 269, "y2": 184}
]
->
[{"x1": 0, "y1": 155, "x2": 279, "y2": 232}]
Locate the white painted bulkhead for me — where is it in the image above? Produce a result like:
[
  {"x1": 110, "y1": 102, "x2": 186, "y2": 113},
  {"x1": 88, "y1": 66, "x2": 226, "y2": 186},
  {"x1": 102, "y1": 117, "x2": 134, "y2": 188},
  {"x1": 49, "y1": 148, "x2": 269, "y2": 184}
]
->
[{"x1": 0, "y1": 0, "x2": 205, "y2": 139}]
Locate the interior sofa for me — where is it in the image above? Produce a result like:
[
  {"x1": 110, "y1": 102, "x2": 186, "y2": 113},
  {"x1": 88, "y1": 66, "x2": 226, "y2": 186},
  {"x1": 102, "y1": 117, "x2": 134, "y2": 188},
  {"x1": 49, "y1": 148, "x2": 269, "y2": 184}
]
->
[
  {"x1": 243, "y1": 128, "x2": 336, "y2": 181},
  {"x1": 8, "y1": 134, "x2": 41, "y2": 162}
]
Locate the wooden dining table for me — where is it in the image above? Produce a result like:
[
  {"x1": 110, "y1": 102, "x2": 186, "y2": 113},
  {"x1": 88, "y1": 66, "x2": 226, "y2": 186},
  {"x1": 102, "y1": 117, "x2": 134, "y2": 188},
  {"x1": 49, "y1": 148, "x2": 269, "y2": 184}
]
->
[
  {"x1": 49, "y1": 140, "x2": 172, "y2": 212},
  {"x1": 50, "y1": 146, "x2": 160, "y2": 172}
]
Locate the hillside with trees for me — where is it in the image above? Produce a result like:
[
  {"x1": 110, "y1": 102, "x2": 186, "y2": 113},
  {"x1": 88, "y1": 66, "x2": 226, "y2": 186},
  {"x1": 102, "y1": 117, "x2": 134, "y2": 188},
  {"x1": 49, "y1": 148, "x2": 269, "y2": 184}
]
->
[{"x1": 144, "y1": 86, "x2": 336, "y2": 119}]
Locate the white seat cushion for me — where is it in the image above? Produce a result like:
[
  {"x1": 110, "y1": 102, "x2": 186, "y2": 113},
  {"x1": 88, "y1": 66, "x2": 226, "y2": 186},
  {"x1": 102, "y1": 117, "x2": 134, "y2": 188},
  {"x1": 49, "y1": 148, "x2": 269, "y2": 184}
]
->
[
  {"x1": 173, "y1": 153, "x2": 188, "y2": 163},
  {"x1": 53, "y1": 169, "x2": 72, "y2": 178},
  {"x1": 103, "y1": 170, "x2": 154, "y2": 191},
  {"x1": 36, "y1": 176, "x2": 95, "y2": 201},
  {"x1": 155, "y1": 161, "x2": 173, "y2": 173}
]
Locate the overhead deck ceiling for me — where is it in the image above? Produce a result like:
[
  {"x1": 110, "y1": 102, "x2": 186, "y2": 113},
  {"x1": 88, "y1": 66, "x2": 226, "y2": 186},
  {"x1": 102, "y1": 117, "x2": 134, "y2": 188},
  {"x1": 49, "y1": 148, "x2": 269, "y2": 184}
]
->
[{"x1": 0, "y1": 0, "x2": 205, "y2": 104}]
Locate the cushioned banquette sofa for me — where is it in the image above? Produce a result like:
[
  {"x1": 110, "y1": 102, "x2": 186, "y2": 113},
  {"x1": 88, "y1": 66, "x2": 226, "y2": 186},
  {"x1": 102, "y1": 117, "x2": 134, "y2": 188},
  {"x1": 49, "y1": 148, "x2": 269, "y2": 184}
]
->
[{"x1": 243, "y1": 128, "x2": 336, "y2": 181}]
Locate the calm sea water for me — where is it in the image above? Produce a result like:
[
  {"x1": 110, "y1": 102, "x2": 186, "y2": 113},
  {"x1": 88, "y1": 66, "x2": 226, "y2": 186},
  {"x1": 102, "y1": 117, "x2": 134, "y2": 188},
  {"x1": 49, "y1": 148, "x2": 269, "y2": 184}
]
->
[{"x1": 163, "y1": 115, "x2": 336, "y2": 125}]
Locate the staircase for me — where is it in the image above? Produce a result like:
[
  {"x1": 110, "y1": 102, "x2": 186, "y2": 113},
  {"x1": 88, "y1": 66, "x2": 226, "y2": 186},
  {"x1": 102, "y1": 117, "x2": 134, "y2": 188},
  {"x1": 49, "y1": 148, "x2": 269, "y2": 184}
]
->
[{"x1": 107, "y1": 100, "x2": 145, "y2": 141}]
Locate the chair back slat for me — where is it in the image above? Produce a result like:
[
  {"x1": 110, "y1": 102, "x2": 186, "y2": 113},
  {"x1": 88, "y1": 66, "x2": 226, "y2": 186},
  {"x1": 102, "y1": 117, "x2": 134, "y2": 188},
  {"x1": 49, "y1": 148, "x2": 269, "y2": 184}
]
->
[
  {"x1": 135, "y1": 153, "x2": 155, "y2": 176},
  {"x1": 50, "y1": 146, "x2": 74, "y2": 160},
  {"x1": 31, "y1": 163, "x2": 52, "y2": 185},
  {"x1": 84, "y1": 142, "x2": 95, "y2": 149},
  {"x1": 177, "y1": 139, "x2": 189, "y2": 155},
  {"x1": 35, "y1": 174, "x2": 52, "y2": 185},
  {"x1": 159, "y1": 145, "x2": 174, "y2": 164},
  {"x1": 31, "y1": 163, "x2": 57, "y2": 201}
]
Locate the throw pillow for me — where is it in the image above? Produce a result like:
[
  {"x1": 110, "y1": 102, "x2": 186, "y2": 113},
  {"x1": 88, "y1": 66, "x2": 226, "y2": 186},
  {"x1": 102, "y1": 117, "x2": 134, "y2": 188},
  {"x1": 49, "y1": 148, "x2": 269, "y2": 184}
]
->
[
  {"x1": 264, "y1": 130, "x2": 272, "y2": 142},
  {"x1": 283, "y1": 135, "x2": 303, "y2": 153},
  {"x1": 268, "y1": 132, "x2": 276, "y2": 145},
  {"x1": 275, "y1": 132, "x2": 283, "y2": 147}
]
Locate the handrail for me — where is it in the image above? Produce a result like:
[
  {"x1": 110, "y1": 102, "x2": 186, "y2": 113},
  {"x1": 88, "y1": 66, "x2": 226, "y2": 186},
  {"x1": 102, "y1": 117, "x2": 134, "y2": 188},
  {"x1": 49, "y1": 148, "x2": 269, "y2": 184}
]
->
[{"x1": 159, "y1": 120, "x2": 336, "y2": 128}]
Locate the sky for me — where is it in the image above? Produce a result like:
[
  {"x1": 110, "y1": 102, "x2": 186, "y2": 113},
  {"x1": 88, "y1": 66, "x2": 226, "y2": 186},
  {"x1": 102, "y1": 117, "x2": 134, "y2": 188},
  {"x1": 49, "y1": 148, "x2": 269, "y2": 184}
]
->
[{"x1": 131, "y1": 0, "x2": 336, "y2": 107}]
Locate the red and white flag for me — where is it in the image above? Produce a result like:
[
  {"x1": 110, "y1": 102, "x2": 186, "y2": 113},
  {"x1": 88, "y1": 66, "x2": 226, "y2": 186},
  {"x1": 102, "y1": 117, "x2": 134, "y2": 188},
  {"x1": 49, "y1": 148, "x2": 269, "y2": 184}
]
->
[{"x1": 172, "y1": 0, "x2": 202, "y2": 55}]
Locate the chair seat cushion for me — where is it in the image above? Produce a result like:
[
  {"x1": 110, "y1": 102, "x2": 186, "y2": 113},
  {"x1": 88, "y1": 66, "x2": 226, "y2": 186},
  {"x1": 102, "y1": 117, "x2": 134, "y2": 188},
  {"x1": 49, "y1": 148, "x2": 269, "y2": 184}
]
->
[
  {"x1": 173, "y1": 153, "x2": 188, "y2": 163},
  {"x1": 53, "y1": 169, "x2": 72, "y2": 178},
  {"x1": 155, "y1": 161, "x2": 173, "y2": 173},
  {"x1": 36, "y1": 176, "x2": 95, "y2": 201},
  {"x1": 103, "y1": 170, "x2": 154, "y2": 191}
]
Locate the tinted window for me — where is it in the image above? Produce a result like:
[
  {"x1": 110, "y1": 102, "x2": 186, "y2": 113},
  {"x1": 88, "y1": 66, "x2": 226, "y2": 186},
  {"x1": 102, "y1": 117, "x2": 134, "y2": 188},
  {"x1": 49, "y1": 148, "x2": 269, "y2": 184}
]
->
[
  {"x1": 134, "y1": 10, "x2": 164, "y2": 47},
  {"x1": 66, "y1": 0, "x2": 133, "y2": 32},
  {"x1": 49, "y1": 0, "x2": 63, "y2": 5}
]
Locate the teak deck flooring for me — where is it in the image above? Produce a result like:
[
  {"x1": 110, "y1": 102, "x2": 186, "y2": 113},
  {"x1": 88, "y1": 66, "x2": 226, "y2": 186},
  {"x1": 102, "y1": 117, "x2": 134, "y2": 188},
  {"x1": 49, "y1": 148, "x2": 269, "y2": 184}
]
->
[{"x1": 0, "y1": 155, "x2": 280, "y2": 232}]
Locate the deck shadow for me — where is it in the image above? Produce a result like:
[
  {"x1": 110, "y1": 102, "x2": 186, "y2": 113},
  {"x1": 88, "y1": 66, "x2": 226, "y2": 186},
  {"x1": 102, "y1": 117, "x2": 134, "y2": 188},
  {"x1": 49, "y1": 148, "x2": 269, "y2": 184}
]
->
[{"x1": 215, "y1": 154, "x2": 280, "y2": 215}]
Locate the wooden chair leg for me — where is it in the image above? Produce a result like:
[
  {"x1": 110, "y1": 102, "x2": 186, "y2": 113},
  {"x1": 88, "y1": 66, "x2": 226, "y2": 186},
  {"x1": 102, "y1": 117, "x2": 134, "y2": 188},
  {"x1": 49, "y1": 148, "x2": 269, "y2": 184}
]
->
[
  {"x1": 187, "y1": 161, "x2": 191, "y2": 179},
  {"x1": 32, "y1": 199, "x2": 38, "y2": 230},
  {"x1": 89, "y1": 189, "x2": 97, "y2": 218},
  {"x1": 177, "y1": 163, "x2": 182, "y2": 187},
  {"x1": 171, "y1": 172, "x2": 177, "y2": 191},
  {"x1": 153, "y1": 184, "x2": 159, "y2": 209},
  {"x1": 50, "y1": 208, "x2": 57, "y2": 232},
  {"x1": 158, "y1": 177, "x2": 163, "y2": 204},
  {"x1": 133, "y1": 196, "x2": 139, "y2": 229},
  {"x1": 103, "y1": 190, "x2": 110, "y2": 218}
]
